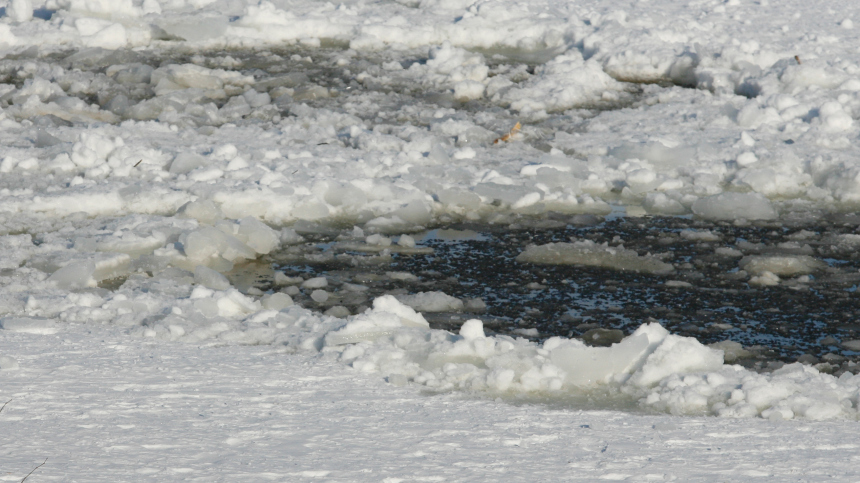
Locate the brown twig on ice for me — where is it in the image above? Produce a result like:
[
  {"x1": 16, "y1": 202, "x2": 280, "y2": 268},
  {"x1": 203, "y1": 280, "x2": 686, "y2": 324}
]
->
[
  {"x1": 794, "y1": 55, "x2": 802, "y2": 65},
  {"x1": 493, "y1": 121, "x2": 522, "y2": 144},
  {"x1": 20, "y1": 458, "x2": 47, "y2": 483},
  {"x1": 0, "y1": 398, "x2": 10, "y2": 414},
  {"x1": 133, "y1": 159, "x2": 143, "y2": 167}
]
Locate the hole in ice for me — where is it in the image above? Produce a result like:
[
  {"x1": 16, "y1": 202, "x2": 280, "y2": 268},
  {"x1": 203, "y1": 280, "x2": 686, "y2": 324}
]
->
[{"x1": 243, "y1": 215, "x2": 860, "y2": 375}]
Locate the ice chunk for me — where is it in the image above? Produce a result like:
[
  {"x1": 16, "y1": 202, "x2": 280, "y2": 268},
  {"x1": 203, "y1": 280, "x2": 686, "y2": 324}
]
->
[
  {"x1": 459, "y1": 319, "x2": 485, "y2": 340},
  {"x1": 517, "y1": 241, "x2": 674, "y2": 274},
  {"x1": 68, "y1": 0, "x2": 140, "y2": 17},
  {"x1": 397, "y1": 235, "x2": 416, "y2": 248},
  {"x1": 301, "y1": 277, "x2": 328, "y2": 289},
  {"x1": 395, "y1": 291, "x2": 464, "y2": 312},
  {"x1": 736, "y1": 151, "x2": 758, "y2": 166},
  {"x1": 261, "y1": 293, "x2": 293, "y2": 310},
  {"x1": 365, "y1": 234, "x2": 392, "y2": 247},
  {"x1": 692, "y1": 192, "x2": 777, "y2": 221},
  {"x1": 709, "y1": 340, "x2": 751, "y2": 363},
  {"x1": 291, "y1": 199, "x2": 330, "y2": 220},
  {"x1": 819, "y1": 101, "x2": 853, "y2": 133},
  {"x1": 551, "y1": 332, "x2": 653, "y2": 386},
  {"x1": 739, "y1": 255, "x2": 825, "y2": 276},
  {"x1": 169, "y1": 153, "x2": 209, "y2": 174},
  {"x1": 181, "y1": 226, "x2": 256, "y2": 264},
  {"x1": 77, "y1": 19, "x2": 129, "y2": 50},
  {"x1": 437, "y1": 189, "x2": 481, "y2": 208},
  {"x1": 108, "y1": 63, "x2": 154, "y2": 85},
  {"x1": 371, "y1": 295, "x2": 429, "y2": 328},
  {"x1": 644, "y1": 192, "x2": 686, "y2": 215},
  {"x1": 235, "y1": 217, "x2": 279, "y2": 254},
  {"x1": 176, "y1": 199, "x2": 224, "y2": 225},
  {"x1": 749, "y1": 270, "x2": 780, "y2": 286},
  {"x1": 392, "y1": 200, "x2": 432, "y2": 226},
  {"x1": 609, "y1": 141, "x2": 696, "y2": 169},
  {"x1": 214, "y1": 289, "x2": 260, "y2": 317},
  {"x1": 325, "y1": 306, "x2": 351, "y2": 318},
  {"x1": 48, "y1": 260, "x2": 97, "y2": 289},
  {"x1": 194, "y1": 265, "x2": 231, "y2": 290},
  {"x1": 325, "y1": 295, "x2": 429, "y2": 346},
  {"x1": 628, "y1": 334, "x2": 724, "y2": 387},
  {"x1": 0, "y1": 355, "x2": 19, "y2": 370},
  {"x1": 0, "y1": 317, "x2": 58, "y2": 335},
  {"x1": 7, "y1": 0, "x2": 33, "y2": 23},
  {"x1": 504, "y1": 53, "x2": 629, "y2": 113},
  {"x1": 680, "y1": 229, "x2": 720, "y2": 242},
  {"x1": 34, "y1": 129, "x2": 63, "y2": 148},
  {"x1": 158, "y1": 16, "x2": 229, "y2": 42},
  {"x1": 324, "y1": 183, "x2": 368, "y2": 209},
  {"x1": 151, "y1": 64, "x2": 252, "y2": 92}
]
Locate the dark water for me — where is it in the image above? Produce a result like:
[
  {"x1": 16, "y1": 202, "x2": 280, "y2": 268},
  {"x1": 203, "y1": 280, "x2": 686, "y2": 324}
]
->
[{"x1": 252, "y1": 214, "x2": 860, "y2": 376}]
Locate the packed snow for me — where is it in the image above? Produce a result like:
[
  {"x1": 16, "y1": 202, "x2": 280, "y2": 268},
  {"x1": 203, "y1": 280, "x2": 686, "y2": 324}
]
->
[{"x1": 2, "y1": 0, "x2": 860, "y2": 479}]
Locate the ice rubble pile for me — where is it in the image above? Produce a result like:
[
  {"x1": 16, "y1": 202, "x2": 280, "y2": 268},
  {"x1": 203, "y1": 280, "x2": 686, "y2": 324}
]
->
[
  {"x1": 5, "y1": 204, "x2": 282, "y2": 291},
  {"x1": 14, "y1": 289, "x2": 857, "y2": 421},
  {"x1": 320, "y1": 297, "x2": 860, "y2": 421},
  {"x1": 0, "y1": 0, "x2": 859, "y2": 219}
]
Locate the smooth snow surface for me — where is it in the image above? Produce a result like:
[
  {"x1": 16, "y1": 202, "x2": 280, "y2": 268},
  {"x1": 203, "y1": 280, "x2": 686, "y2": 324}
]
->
[
  {"x1": 2, "y1": 0, "x2": 860, "y2": 479},
  {"x1": 4, "y1": 325, "x2": 860, "y2": 482}
]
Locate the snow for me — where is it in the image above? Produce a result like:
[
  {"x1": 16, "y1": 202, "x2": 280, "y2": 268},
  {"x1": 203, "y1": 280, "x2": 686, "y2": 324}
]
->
[
  {"x1": 1, "y1": 0, "x2": 860, "y2": 479},
  {"x1": 5, "y1": 325, "x2": 860, "y2": 481}
]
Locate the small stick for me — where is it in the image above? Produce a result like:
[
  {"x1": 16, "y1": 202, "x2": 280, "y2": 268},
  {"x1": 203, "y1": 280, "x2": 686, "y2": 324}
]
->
[
  {"x1": 794, "y1": 55, "x2": 802, "y2": 65},
  {"x1": 0, "y1": 398, "x2": 10, "y2": 414},
  {"x1": 133, "y1": 160, "x2": 143, "y2": 168},
  {"x1": 493, "y1": 121, "x2": 522, "y2": 144},
  {"x1": 20, "y1": 458, "x2": 47, "y2": 483}
]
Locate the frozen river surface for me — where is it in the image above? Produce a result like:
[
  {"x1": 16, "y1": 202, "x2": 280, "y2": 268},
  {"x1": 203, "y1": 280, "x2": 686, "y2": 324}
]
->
[{"x1": 3, "y1": 0, "x2": 860, "y2": 480}]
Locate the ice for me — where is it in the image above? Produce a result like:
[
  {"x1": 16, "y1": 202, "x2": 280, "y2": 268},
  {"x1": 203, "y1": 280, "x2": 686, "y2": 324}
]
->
[
  {"x1": 66, "y1": 0, "x2": 140, "y2": 17},
  {"x1": 175, "y1": 199, "x2": 223, "y2": 224},
  {"x1": 325, "y1": 295, "x2": 430, "y2": 346},
  {"x1": 194, "y1": 265, "x2": 230, "y2": 290},
  {"x1": 504, "y1": 53, "x2": 631, "y2": 113},
  {"x1": 395, "y1": 291, "x2": 464, "y2": 312},
  {"x1": 691, "y1": 193, "x2": 777, "y2": 221},
  {"x1": 41, "y1": 252, "x2": 131, "y2": 289},
  {"x1": 516, "y1": 241, "x2": 674, "y2": 274},
  {"x1": 739, "y1": 255, "x2": 825, "y2": 277},
  {"x1": 459, "y1": 319, "x2": 485, "y2": 340},
  {"x1": 179, "y1": 226, "x2": 257, "y2": 267},
  {"x1": 169, "y1": 153, "x2": 209, "y2": 175},
  {"x1": 842, "y1": 340, "x2": 860, "y2": 351},
  {"x1": 77, "y1": 19, "x2": 129, "y2": 50},
  {"x1": 47, "y1": 260, "x2": 95, "y2": 289},
  {"x1": 0, "y1": 316, "x2": 57, "y2": 335},
  {"x1": 7, "y1": 0, "x2": 33, "y2": 23},
  {"x1": 261, "y1": 292, "x2": 294, "y2": 310},
  {"x1": 301, "y1": 277, "x2": 328, "y2": 289},
  {"x1": 234, "y1": 217, "x2": 279, "y2": 254},
  {"x1": 158, "y1": 16, "x2": 229, "y2": 42},
  {"x1": 4, "y1": 0, "x2": 860, "y2": 476},
  {"x1": 0, "y1": 355, "x2": 18, "y2": 370},
  {"x1": 310, "y1": 296, "x2": 860, "y2": 419}
]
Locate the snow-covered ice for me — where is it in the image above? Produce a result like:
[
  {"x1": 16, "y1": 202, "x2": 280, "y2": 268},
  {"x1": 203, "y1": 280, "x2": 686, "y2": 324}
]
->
[{"x1": 2, "y1": 0, "x2": 860, "y2": 479}]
